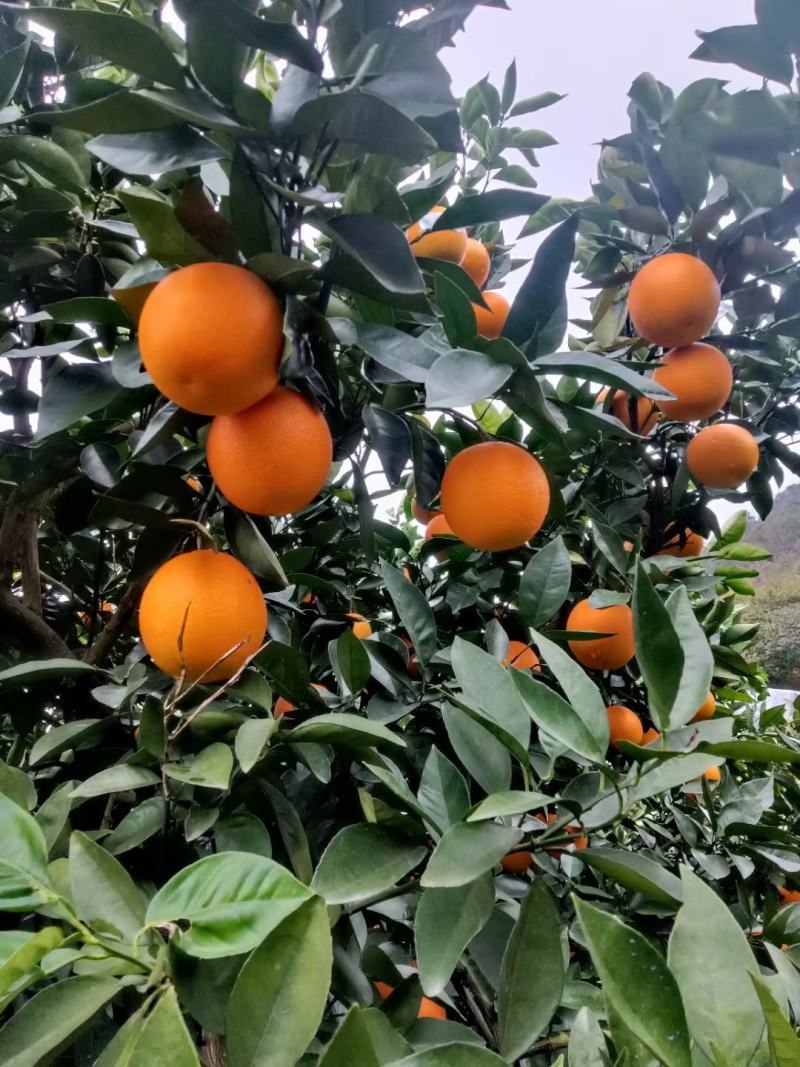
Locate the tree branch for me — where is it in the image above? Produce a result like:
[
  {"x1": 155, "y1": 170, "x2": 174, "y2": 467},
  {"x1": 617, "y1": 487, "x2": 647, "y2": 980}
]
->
[
  {"x1": 0, "y1": 587, "x2": 73, "y2": 658},
  {"x1": 85, "y1": 578, "x2": 145, "y2": 667}
]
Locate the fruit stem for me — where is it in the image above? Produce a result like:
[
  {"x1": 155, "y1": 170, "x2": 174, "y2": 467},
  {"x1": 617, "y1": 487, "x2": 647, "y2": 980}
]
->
[{"x1": 170, "y1": 519, "x2": 217, "y2": 551}]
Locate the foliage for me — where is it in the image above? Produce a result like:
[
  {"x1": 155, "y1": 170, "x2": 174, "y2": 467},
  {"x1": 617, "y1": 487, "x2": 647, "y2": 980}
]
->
[{"x1": 0, "y1": 0, "x2": 799, "y2": 1064}]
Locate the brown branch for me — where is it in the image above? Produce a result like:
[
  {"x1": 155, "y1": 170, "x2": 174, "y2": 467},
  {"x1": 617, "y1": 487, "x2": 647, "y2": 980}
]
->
[
  {"x1": 0, "y1": 587, "x2": 73, "y2": 659},
  {"x1": 85, "y1": 578, "x2": 145, "y2": 667}
]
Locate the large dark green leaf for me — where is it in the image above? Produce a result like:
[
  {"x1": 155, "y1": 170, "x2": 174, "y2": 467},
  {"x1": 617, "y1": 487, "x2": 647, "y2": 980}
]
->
[
  {"x1": 0, "y1": 659, "x2": 97, "y2": 691},
  {"x1": 336, "y1": 630, "x2": 372, "y2": 694},
  {"x1": 417, "y1": 747, "x2": 470, "y2": 834},
  {"x1": 226, "y1": 898, "x2": 332, "y2": 1067},
  {"x1": 87, "y1": 128, "x2": 225, "y2": 175},
  {"x1": 692, "y1": 25, "x2": 793, "y2": 85},
  {"x1": 531, "y1": 630, "x2": 609, "y2": 754},
  {"x1": 311, "y1": 825, "x2": 425, "y2": 905},
  {"x1": 385, "y1": 1046, "x2": 506, "y2": 1066},
  {"x1": 207, "y1": 0, "x2": 322, "y2": 74},
  {"x1": 421, "y1": 821, "x2": 521, "y2": 888},
  {"x1": 415, "y1": 875, "x2": 494, "y2": 996},
  {"x1": 14, "y1": 7, "x2": 184, "y2": 88},
  {"x1": 292, "y1": 91, "x2": 435, "y2": 162},
  {"x1": 575, "y1": 897, "x2": 691, "y2": 1067},
  {"x1": 318, "y1": 1007, "x2": 411, "y2": 1067},
  {"x1": 380, "y1": 561, "x2": 437, "y2": 668},
  {"x1": 518, "y1": 536, "x2": 571, "y2": 627},
  {"x1": 356, "y1": 325, "x2": 438, "y2": 383},
  {"x1": 513, "y1": 670, "x2": 605, "y2": 763},
  {"x1": 435, "y1": 190, "x2": 548, "y2": 229},
  {"x1": 497, "y1": 881, "x2": 565, "y2": 1061},
  {"x1": 145, "y1": 852, "x2": 313, "y2": 958},
  {"x1": 119, "y1": 185, "x2": 210, "y2": 266},
  {"x1": 36, "y1": 361, "x2": 121, "y2": 439},
  {"x1": 0, "y1": 36, "x2": 28, "y2": 110},
  {"x1": 451, "y1": 637, "x2": 530, "y2": 754},
  {"x1": 95, "y1": 986, "x2": 200, "y2": 1067},
  {"x1": 756, "y1": 0, "x2": 800, "y2": 52},
  {"x1": 69, "y1": 831, "x2": 147, "y2": 946},
  {"x1": 575, "y1": 848, "x2": 682, "y2": 906},
  {"x1": 750, "y1": 974, "x2": 800, "y2": 1066},
  {"x1": 364, "y1": 407, "x2": 412, "y2": 486},
  {"x1": 0, "y1": 134, "x2": 85, "y2": 193},
  {"x1": 442, "y1": 705, "x2": 511, "y2": 795},
  {"x1": 531, "y1": 352, "x2": 673, "y2": 399},
  {"x1": 288, "y1": 713, "x2": 405, "y2": 752},
  {"x1": 317, "y1": 214, "x2": 425, "y2": 299},
  {"x1": 504, "y1": 213, "x2": 578, "y2": 356},
  {"x1": 425, "y1": 349, "x2": 515, "y2": 408},
  {"x1": 179, "y1": 0, "x2": 259, "y2": 103},
  {"x1": 71, "y1": 765, "x2": 160, "y2": 799}
]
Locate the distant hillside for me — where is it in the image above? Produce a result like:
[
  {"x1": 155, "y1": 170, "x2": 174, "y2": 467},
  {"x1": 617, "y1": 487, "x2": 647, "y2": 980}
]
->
[{"x1": 743, "y1": 485, "x2": 800, "y2": 689}]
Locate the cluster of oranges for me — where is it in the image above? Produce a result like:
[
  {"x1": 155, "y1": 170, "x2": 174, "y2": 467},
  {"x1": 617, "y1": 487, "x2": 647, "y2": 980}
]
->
[{"x1": 407, "y1": 206, "x2": 510, "y2": 339}]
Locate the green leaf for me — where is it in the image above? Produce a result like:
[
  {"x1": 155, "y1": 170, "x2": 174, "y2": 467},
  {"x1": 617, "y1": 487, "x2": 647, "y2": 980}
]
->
[
  {"x1": 426, "y1": 349, "x2": 515, "y2": 408},
  {"x1": 29, "y1": 720, "x2": 106, "y2": 766},
  {"x1": 433, "y1": 271, "x2": 478, "y2": 347},
  {"x1": 145, "y1": 852, "x2": 313, "y2": 958},
  {"x1": 0, "y1": 762, "x2": 34, "y2": 811},
  {"x1": 119, "y1": 185, "x2": 210, "y2": 266},
  {"x1": 182, "y1": 0, "x2": 260, "y2": 103},
  {"x1": 530, "y1": 630, "x2": 609, "y2": 753},
  {"x1": 442, "y1": 705, "x2": 511, "y2": 796},
  {"x1": 104, "y1": 797, "x2": 166, "y2": 856},
  {"x1": 509, "y1": 91, "x2": 566, "y2": 117},
  {"x1": 415, "y1": 875, "x2": 494, "y2": 996},
  {"x1": 163, "y1": 743, "x2": 233, "y2": 791},
  {"x1": 380, "y1": 561, "x2": 437, "y2": 668},
  {"x1": 0, "y1": 792, "x2": 51, "y2": 905},
  {"x1": 466, "y1": 791, "x2": 551, "y2": 822},
  {"x1": 319, "y1": 1006, "x2": 411, "y2": 1067},
  {"x1": 0, "y1": 927, "x2": 62, "y2": 1010},
  {"x1": 69, "y1": 831, "x2": 147, "y2": 945},
  {"x1": 667, "y1": 867, "x2": 765, "y2": 1065},
  {"x1": 356, "y1": 324, "x2": 439, "y2": 383},
  {"x1": 505, "y1": 214, "x2": 578, "y2": 356},
  {"x1": 99, "y1": 986, "x2": 200, "y2": 1067},
  {"x1": 750, "y1": 973, "x2": 800, "y2": 1066},
  {"x1": 235, "y1": 718, "x2": 277, "y2": 775},
  {"x1": 35, "y1": 784, "x2": 73, "y2": 854},
  {"x1": 226, "y1": 512, "x2": 289, "y2": 588},
  {"x1": 337, "y1": 629, "x2": 372, "y2": 694},
  {"x1": 532, "y1": 352, "x2": 673, "y2": 399},
  {"x1": 87, "y1": 128, "x2": 225, "y2": 175},
  {"x1": 625, "y1": 753, "x2": 723, "y2": 803},
  {"x1": 0, "y1": 975, "x2": 119, "y2": 1067},
  {"x1": 318, "y1": 213, "x2": 425, "y2": 299},
  {"x1": 567, "y1": 1007, "x2": 609, "y2": 1067},
  {"x1": 14, "y1": 7, "x2": 184, "y2": 87},
  {"x1": 451, "y1": 637, "x2": 530, "y2": 754},
  {"x1": 575, "y1": 848, "x2": 683, "y2": 907},
  {"x1": 206, "y1": 0, "x2": 322, "y2": 74},
  {"x1": 293, "y1": 91, "x2": 434, "y2": 164},
  {"x1": 417, "y1": 747, "x2": 470, "y2": 834},
  {"x1": 421, "y1": 822, "x2": 521, "y2": 888},
  {"x1": 216, "y1": 813, "x2": 271, "y2": 857},
  {"x1": 287, "y1": 713, "x2": 405, "y2": 751},
  {"x1": 498, "y1": 881, "x2": 565, "y2": 1061},
  {"x1": 262, "y1": 783, "x2": 313, "y2": 884},
  {"x1": 575, "y1": 897, "x2": 691, "y2": 1067},
  {"x1": 435, "y1": 190, "x2": 549, "y2": 229},
  {"x1": 512, "y1": 670, "x2": 605, "y2": 763},
  {"x1": 0, "y1": 134, "x2": 85, "y2": 193},
  {"x1": 518, "y1": 537, "x2": 571, "y2": 627},
  {"x1": 227, "y1": 898, "x2": 332, "y2": 1067},
  {"x1": 70, "y1": 764, "x2": 160, "y2": 799},
  {"x1": 311, "y1": 825, "x2": 425, "y2": 905},
  {"x1": 664, "y1": 586, "x2": 714, "y2": 725},
  {"x1": 692, "y1": 25, "x2": 793, "y2": 85},
  {"x1": 36, "y1": 362, "x2": 122, "y2": 440},
  {"x1": 386, "y1": 1046, "x2": 507, "y2": 1066},
  {"x1": 0, "y1": 37, "x2": 29, "y2": 110}
]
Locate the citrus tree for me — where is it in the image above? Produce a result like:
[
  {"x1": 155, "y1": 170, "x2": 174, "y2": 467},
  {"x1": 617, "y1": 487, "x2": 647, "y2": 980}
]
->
[{"x1": 2, "y1": 1, "x2": 800, "y2": 1064}]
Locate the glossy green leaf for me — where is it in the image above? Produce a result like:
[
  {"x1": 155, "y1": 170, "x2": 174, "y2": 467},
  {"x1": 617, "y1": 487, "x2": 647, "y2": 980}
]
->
[
  {"x1": 442, "y1": 704, "x2": 511, "y2": 796},
  {"x1": 337, "y1": 629, "x2": 372, "y2": 693},
  {"x1": 37, "y1": 362, "x2": 122, "y2": 440},
  {"x1": 451, "y1": 636, "x2": 530, "y2": 753},
  {"x1": 0, "y1": 134, "x2": 85, "y2": 193},
  {"x1": 426, "y1": 349, "x2": 514, "y2": 408},
  {"x1": 575, "y1": 897, "x2": 691, "y2": 1067},
  {"x1": 567, "y1": 1007, "x2": 610, "y2": 1067},
  {"x1": 70, "y1": 764, "x2": 160, "y2": 799},
  {"x1": 311, "y1": 825, "x2": 425, "y2": 905},
  {"x1": 104, "y1": 797, "x2": 166, "y2": 856},
  {"x1": 87, "y1": 128, "x2": 225, "y2": 175},
  {"x1": 532, "y1": 352, "x2": 673, "y2": 399},
  {"x1": 421, "y1": 821, "x2": 521, "y2": 888},
  {"x1": 287, "y1": 713, "x2": 405, "y2": 751},
  {"x1": 505, "y1": 213, "x2": 577, "y2": 356},
  {"x1": 69, "y1": 831, "x2": 147, "y2": 945},
  {"x1": 386, "y1": 1046, "x2": 507, "y2": 1066},
  {"x1": 466, "y1": 790, "x2": 551, "y2": 821},
  {"x1": 575, "y1": 848, "x2": 683, "y2": 906},
  {"x1": 435, "y1": 190, "x2": 549, "y2": 229},
  {"x1": 119, "y1": 185, "x2": 210, "y2": 266},
  {"x1": 145, "y1": 851, "x2": 313, "y2": 958},
  {"x1": 227, "y1": 898, "x2": 332, "y2": 1067},
  {"x1": 29, "y1": 720, "x2": 106, "y2": 766},
  {"x1": 415, "y1": 875, "x2": 494, "y2": 996},
  {"x1": 102, "y1": 985, "x2": 200, "y2": 1066},
  {"x1": 518, "y1": 537, "x2": 572, "y2": 627},
  {"x1": 163, "y1": 743, "x2": 233, "y2": 791},
  {"x1": 512, "y1": 669, "x2": 605, "y2": 763},
  {"x1": 417, "y1": 746, "x2": 470, "y2": 833},
  {"x1": 0, "y1": 927, "x2": 62, "y2": 1010},
  {"x1": 531, "y1": 629, "x2": 609, "y2": 753},
  {"x1": 319, "y1": 1006, "x2": 412, "y2": 1067},
  {"x1": 380, "y1": 561, "x2": 437, "y2": 668},
  {"x1": 750, "y1": 973, "x2": 800, "y2": 1065},
  {"x1": 234, "y1": 718, "x2": 277, "y2": 774}
]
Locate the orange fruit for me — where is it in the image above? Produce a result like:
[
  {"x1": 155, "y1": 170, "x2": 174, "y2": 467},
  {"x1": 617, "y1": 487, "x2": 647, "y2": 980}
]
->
[
  {"x1": 652, "y1": 343, "x2": 733, "y2": 423},
  {"x1": 702, "y1": 765, "x2": 721, "y2": 782},
  {"x1": 401, "y1": 637, "x2": 419, "y2": 676},
  {"x1": 139, "y1": 263, "x2": 283, "y2": 416},
  {"x1": 472, "y1": 290, "x2": 509, "y2": 339},
  {"x1": 207, "y1": 386, "x2": 332, "y2": 515},
  {"x1": 544, "y1": 813, "x2": 588, "y2": 852},
  {"x1": 461, "y1": 238, "x2": 491, "y2": 288},
  {"x1": 348, "y1": 613, "x2": 372, "y2": 639},
  {"x1": 274, "y1": 682, "x2": 328, "y2": 718},
  {"x1": 185, "y1": 475, "x2": 203, "y2": 493},
  {"x1": 656, "y1": 528, "x2": 704, "y2": 558},
  {"x1": 606, "y1": 704, "x2": 644, "y2": 750},
  {"x1": 600, "y1": 388, "x2": 659, "y2": 435},
  {"x1": 502, "y1": 640, "x2": 541, "y2": 672},
  {"x1": 139, "y1": 550, "x2": 266, "y2": 682},
  {"x1": 412, "y1": 498, "x2": 438, "y2": 525},
  {"x1": 406, "y1": 206, "x2": 466, "y2": 264},
  {"x1": 501, "y1": 851, "x2": 533, "y2": 874},
  {"x1": 441, "y1": 442, "x2": 549, "y2": 552},
  {"x1": 425, "y1": 514, "x2": 455, "y2": 540},
  {"x1": 566, "y1": 599, "x2": 635, "y2": 671},
  {"x1": 779, "y1": 887, "x2": 800, "y2": 905},
  {"x1": 628, "y1": 253, "x2": 720, "y2": 348},
  {"x1": 374, "y1": 981, "x2": 446, "y2": 1020},
  {"x1": 641, "y1": 727, "x2": 661, "y2": 745},
  {"x1": 691, "y1": 692, "x2": 716, "y2": 723},
  {"x1": 686, "y1": 424, "x2": 759, "y2": 489}
]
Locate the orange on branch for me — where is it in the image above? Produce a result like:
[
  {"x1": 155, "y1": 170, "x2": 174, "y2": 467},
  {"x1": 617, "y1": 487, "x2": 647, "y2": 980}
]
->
[
  {"x1": 544, "y1": 813, "x2": 588, "y2": 853},
  {"x1": 502, "y1": 640, "x2": 541, "y2": 672},
  {"x1": 406, "y1": 206, "x2": 467, "y2": 264},
  {"x1": 686, "y1": 423, "x2": 759, "y2": 489},
  {"x1": 139, "y1": 263, "x2": 284, "y2": 416},
  {"x1": 652, "y1": 342, "x2": 733, "y2": 423},
  {"x1": 412, "y1": 498, "x2": 438, "y2": 525},
  {"x1": 501, "y1": 851, "x2": 533, "y2": 874},
  {"x1": 208, "y1": 386, "x2": 332, "y2": 516},
  {"x1": 628, "y1": 252, "x2": 720, "y2": 348},
  {"x1": 441, "y1": 441, "x2": 549, "y2": 552},
  {"x1": 566, "y1": 599, "x2": 635, "y2": 671},
  {"x1": 779, "y1": 887, "x2": 800, "y2": 905},
  {"x1": 139, "y1": 550, "x2": 266, "y2": 682},
  {"x1": 656, "y1": 528, "x2": 704, "y2": 558},
  {"x1": 348, "y1": 613, "x2": 372, "y2": 639},
  {"x1": 374, "y1": 981, "x2": 446, "y2": 1020},
  {"x1": 461, "y1": 238, "x2": 491, "y2": 288},
  {"x1": 600, "y1": 387, "x2": 659, "y2": 435},
  {"x1": 274, "y1": 683, "x2": 328, "y2": 719},
  {"x1": 472, "y1": 290, "x2": 510, "y2": 339},
  {"x1": 606, "y1": 704, "x2": 644, "y2": 750},
  {"x1": 691, "y1": 693, "x2": 716, "y2": 723},
  {"x1": 641, "y1": 727, "x2": 661, "y2": 745}
]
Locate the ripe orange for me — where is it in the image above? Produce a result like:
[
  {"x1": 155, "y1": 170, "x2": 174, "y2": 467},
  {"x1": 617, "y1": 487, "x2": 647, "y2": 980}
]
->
[
  {"x1": 652, "y1": 343, "x2": 733, "y2": 423},
  {"x1": 702, "y1": 765, "x2": 721, "y2": 782},
  {"x1": 441, "y1": 442, "x2": 549, "y2": 552},
  {"x1": 691, "y1": 692, "x2": 716, "y2": 723},
  {"x1": 406, "y1": 206, "x2": 467, "y2": 264},
  {"x1": 274, "y1": 682, "x2": 328, "y2": 718},
  {"x1": 412, "y1": 498, "x2": 438, "y2": 525},
  {"x1": 207, "y1": 386, "x2": 332, "y2": 515},
  {"x1": 348, "y1": 613, "x2": 372, "y2": 639},
  {"x1": 686, "y1": 424, "x2": 759, "y2": 489},
  {"x1": 641, "y1": 727, "x2": 661, "y2": 745},
  {"x1": 502, "y1": 640, "x2": 541, "y2": 672},
  {"x1": 501, "y1": 851, "x2": 533, "y2": 874},
  {"x1": 374, "y1": 981, "x2": 446, "y2": 1020},
  {"x1": 628, "y1": 253, "x2": 720, "y2": 348},
  {"x1": 656, "y1": 528, "x2": 704, "y2": 558},
  {"x1": 779, "y1": 887, "x2": 800, "y2": 905},
  {"x1": 401, "y1": 637, "x2": 419, "y2": 676},
  {"x1": 566, "y1": 599, "x2": 635, "y2": 671},
  {"x1": 461, "y1": 238, "x2": 491, "y2": 288},
  {"x1": 185, "y1": 475, "x2": 203, "y2": 493},
  {"x1": 472, "y1": 290, "x2": 509, "y2": 339},
  {"x1": 606, "y1": 704, "x2": 644, "y2": 750},
  {"x1": 425, "y1": 514, "x2": 456, "y2": 540},
  {"x1": 544, "y1": 813, "x2": 588, "y2": 853},
  {"x1": 139, "y1": 550, "x2": 266, "y2": 682},
  {"x1": 139, "y1": 263, "x2": 284, "y2": 416},
  {"x1": 600, "y1": 388, "x2": 659, "y2": 435}
]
